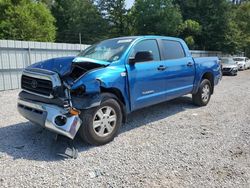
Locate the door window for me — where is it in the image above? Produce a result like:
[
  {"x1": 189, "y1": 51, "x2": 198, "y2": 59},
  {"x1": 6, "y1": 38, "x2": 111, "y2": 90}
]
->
[
  {"x1": 162, "y1": 40, "x2": 185, "y2": 60},
  {"x1": 130, "y1": 40, "x2": 160, "y2": 61}
]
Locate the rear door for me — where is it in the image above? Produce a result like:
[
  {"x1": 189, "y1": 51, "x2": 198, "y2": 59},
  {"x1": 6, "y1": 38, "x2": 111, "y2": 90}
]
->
[
  {"x1": 126, "y1": 39, "x2": 168, "y2": 110},
  {"x1": 159, "y1": 39, "x2": 195, "y2": 100}
]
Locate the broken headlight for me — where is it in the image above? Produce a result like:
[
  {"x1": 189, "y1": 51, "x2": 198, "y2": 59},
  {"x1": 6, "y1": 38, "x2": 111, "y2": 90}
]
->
[{"x1": 70, "y1": 86, "x2": 85, "y2": 96}]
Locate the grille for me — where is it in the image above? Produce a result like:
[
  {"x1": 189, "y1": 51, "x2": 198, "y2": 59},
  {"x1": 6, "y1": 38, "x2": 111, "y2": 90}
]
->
[
  {"x1": 21, "y1": 75, "x2": 53, "y2": 97},
  {"x1": 223, "y1": 68, "x2": 231, "y2": 71}
]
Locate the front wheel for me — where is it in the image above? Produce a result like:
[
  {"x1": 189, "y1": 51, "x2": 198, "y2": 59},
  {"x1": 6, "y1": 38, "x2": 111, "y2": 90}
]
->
[
  {"x1": 192, "y1": 79, "x2": 212, "y2": 106},
  {"x1": 79, "y1": 93, "x2": 122, "y2": 145}
]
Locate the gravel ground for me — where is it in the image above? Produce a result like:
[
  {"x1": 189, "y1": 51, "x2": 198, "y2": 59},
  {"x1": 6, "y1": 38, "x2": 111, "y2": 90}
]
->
[{"x1": 0, "y1": 70, "x2": 250, "y2": 188}]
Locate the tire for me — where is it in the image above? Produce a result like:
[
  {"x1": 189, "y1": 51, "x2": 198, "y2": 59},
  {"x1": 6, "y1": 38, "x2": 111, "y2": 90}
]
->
[
  {"x1": 79, "y1": 93, "x2": 122, "y2": 145},
  {"x1": 192, "y1": 79, "x2": 212, "y2": 106}
]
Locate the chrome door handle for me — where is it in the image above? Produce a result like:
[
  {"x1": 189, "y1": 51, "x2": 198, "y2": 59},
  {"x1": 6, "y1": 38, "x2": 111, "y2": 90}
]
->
[
  {"x1": 187, "y1": 62, "x2": 193, "y2": 67},
  {"x1": 157, "y1": 65, "x2": 167, "y2": 71}
]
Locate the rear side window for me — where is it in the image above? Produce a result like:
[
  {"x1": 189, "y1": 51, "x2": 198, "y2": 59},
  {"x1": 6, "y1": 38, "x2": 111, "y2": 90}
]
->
[
  {"x1": 130, "y1": 40, "x2": 160, "y2": 61},
  {"x1": 162, "y1": 40, "x2": 185, "y2": 60}
]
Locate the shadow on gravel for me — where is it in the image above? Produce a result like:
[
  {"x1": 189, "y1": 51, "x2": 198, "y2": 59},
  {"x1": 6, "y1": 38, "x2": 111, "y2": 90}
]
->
[
  {"x1": 0, "y1": 96, "x2": 197, "y2": 161},
  {"x1": 122, "y1": 96, "x2": 196, "y2": 133},
  {"x1": 0, "y1": 122, "x2": 92, "y2": 161}
]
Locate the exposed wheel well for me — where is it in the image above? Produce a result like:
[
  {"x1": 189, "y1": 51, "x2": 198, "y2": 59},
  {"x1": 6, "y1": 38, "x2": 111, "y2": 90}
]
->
[
  {"x1": 202, "y1": 72, "x2": 214, "y2": 94},
  {"x1": 100, "y1": 87, "x2": 127, "y2": 122}
]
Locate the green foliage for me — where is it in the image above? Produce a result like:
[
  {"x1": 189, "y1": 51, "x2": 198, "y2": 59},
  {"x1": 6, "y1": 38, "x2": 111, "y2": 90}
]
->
[
  {"x1": 180, "y1": 20, "x2": 202, "y2": 35},
  {"x1": 174, "y1": 0, "x2": 233, "y2": 51},
  {"x1": 223, "y1": 20, "x2": 243, "y2": 54},
  {"x1": 184, "y1": 36, "x2": 195, "y2": 48},
  {"x1": 98, "y1": 0, "x2": 128, "y2": 37},
  {"x1": 0, "y1": 0, "x2": 56, "y2": 41},
  {"x1": 234, "y1": 2, "x2": 250, "y2": 56},
  {"x1": 0, "y1": 0, "x2": 249, "y2": 56},
  {"x1": 179, "y1": 19, "x2": 201, "y2": 49},
  {"x1": 52, "y1": 0, "x2": 108, "y2": 44},
  {"x1": 36, "y1": 0, "x2": 54, "y2": 8},
  {"x1": 130, "y1": 0, "x2": 183, "y2": 36}
]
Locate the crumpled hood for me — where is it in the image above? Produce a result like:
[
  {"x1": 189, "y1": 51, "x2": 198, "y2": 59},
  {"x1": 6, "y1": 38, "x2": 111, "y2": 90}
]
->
[
  {"x1": 27, "y1": 56, "x2": 75, "y2": 76},
  {"x1": 73, "y1": 57, "x2": 110, "y2": 66},
  {"x1": 27, "y1": 56, "x2": 109, "y2": 76}
]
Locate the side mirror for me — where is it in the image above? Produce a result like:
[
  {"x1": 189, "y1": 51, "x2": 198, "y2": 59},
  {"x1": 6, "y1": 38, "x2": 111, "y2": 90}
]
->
[{"x1": 129, "y1": 51, "x2": 153, "y2": 64}]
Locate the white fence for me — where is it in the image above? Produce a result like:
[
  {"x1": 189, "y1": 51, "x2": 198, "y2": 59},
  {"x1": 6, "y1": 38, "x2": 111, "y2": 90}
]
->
[
  {"x1": 0, "y1": 40, "x2": 89, "y2": 91},
  {"x1": 190, "y1": 50, "x2": 222, "y2": 57},
  {"x1": 0, "y1": 40, "x2": 228, "y2": 91}
]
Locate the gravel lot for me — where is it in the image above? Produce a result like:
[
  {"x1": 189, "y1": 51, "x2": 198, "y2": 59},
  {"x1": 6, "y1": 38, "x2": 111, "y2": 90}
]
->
[{"x1": 0, "y1": 70, "x2": 250, "y2": 188}]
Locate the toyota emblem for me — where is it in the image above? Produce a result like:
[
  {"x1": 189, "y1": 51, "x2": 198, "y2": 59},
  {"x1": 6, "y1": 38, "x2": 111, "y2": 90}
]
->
[{"x1": 31, "y1": 80, "x2": 38, "y2": 88}]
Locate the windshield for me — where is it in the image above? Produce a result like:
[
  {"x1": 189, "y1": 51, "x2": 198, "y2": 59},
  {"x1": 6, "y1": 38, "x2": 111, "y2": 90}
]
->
[
  {"x1": 233, "y1": 58, "x2": 245, "y2": 62},
  {"x1": 221, "y1": 58, "x2": 235, "y2": 64},
  {"x1": 78, "y1": 38, "x2": 135, "y2": 62}
]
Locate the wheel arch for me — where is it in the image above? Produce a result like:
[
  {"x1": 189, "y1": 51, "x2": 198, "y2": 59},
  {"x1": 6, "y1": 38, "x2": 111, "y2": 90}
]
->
[
  {"x1": 100, "y1": 87, "x2": 127, "y2": 123},
  {"x1": 201, "y1": 72, "x2": 214, "y2": 94}
]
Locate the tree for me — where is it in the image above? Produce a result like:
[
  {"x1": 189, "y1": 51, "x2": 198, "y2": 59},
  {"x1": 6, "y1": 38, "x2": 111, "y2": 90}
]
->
[
  {"x1": 174, "y1": 0, "x2": 234, "y2": 52},
  {"x1": 0, "y1": 0, "x2": 56, "y2": 41},
  {"x1": 223, "y1": 19, "x2": 242, "y2": 54},
  {"x1": 130, "y1": 0, "x2": 183, "y2": 36},
  {"x1": 52, "y1": 0, "x2": 109, "y2": 44},
  {"x1": 179, "y1": 19, "x2": 202, "y2": 49},
  {"x1": 234, "y1": 2, "x2": 250, "y2": 56},
  {"x1": 97, "y1": 0, "x2": 128, "y2": 37},
  {"x1": 36, "y1": 0, "x2": 54, "y2": 8}
]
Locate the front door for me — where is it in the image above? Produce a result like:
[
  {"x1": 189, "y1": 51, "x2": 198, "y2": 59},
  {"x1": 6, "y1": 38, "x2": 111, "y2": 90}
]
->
[{"x1": 126, "y1": 39, "x2": 167, "y2": 111}]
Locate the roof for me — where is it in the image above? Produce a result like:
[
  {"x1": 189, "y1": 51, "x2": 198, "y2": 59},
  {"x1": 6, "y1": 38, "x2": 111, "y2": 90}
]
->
[{"x1": 107, "y1": 35, "x2": 182, "y2": 41}]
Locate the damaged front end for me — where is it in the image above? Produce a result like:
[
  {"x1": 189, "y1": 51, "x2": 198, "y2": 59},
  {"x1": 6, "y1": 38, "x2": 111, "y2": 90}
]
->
[
  {"x1": 18, "y1": 98, "x2": 81, "y2": 139},
  {"x1": 18, "y1": 57, "x2": 106, "y2": 139}
]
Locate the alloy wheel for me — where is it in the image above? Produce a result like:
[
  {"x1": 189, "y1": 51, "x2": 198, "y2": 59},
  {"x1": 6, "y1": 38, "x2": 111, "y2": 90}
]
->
[
  {"x1": 201, "y1": 84, "x2": 210, "y2": 103},
  {"x1": 93, "y1": 106, "x2": 117, "y2": 137}
]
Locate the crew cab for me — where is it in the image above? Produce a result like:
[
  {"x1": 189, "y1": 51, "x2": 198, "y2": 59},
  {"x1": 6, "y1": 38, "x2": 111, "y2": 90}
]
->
[{"x1": 18, "y1": 36, "x2": 221, "y2": 145}]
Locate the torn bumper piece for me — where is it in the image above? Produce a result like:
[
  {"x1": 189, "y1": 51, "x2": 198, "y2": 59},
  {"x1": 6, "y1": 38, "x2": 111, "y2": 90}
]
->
[{"x1": 17, "y1": 98, "x2": 82, "y2": 139}]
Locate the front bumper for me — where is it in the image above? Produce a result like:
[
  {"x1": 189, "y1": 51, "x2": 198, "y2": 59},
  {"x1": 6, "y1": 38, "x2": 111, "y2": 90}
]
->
[
  {"x1": 17, "y1": 98, "x2": 82, "y2": 139},
  {"x1": 237, "y1": 65, "x2": 244, "y2": 70},
  {"x1": 222, "y1": 68, "x2": 237, "y2": 75}
]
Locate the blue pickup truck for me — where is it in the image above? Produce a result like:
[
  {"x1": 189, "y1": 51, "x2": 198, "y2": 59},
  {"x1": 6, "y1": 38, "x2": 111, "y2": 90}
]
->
[{"x1": 18, "y1": 36, "x2": 221, "y2": 145}]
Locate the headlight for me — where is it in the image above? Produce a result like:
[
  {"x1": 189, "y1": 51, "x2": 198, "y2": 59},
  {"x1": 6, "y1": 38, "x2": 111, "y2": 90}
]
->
[{"x1": 70, "y1": 86, "x2": 85, "y2": 96}]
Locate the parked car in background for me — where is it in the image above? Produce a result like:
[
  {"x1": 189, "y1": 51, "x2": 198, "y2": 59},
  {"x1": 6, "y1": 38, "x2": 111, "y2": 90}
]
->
[
  {"x1": 220, "y1": 58, "x2": 238, "y2": 76},
  {"x1": 233, "y1": 57, "x2": 250, "y2": 70}
]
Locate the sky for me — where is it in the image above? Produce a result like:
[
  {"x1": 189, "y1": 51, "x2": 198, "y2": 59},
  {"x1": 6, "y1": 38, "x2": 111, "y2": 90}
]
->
[{"x1": 125, "y1": 0, "x2": 135, "y2": 9}]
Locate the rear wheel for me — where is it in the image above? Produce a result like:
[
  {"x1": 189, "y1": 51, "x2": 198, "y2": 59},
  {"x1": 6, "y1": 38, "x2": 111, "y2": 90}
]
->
[
  {"x1": 79, "y1": 93, "x2": 122, "y2": 145},
  {"x1": 192, "y1": 79, "x2": 212, "y2": 106}
]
